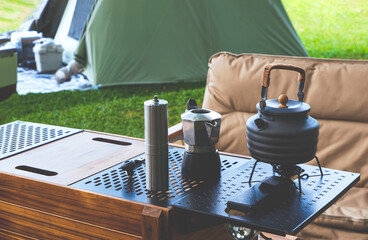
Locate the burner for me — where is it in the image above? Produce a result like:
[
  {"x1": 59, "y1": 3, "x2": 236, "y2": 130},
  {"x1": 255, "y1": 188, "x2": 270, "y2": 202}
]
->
[
  {"x1": 227, "y1": 156, "x2": 325, "y2": 213},
  {"x1": 272, "y1": 164, "x2": 303, "y2": 178}
]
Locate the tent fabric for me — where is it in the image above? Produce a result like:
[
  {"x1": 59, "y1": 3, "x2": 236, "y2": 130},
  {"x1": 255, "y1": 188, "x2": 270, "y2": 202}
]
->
[
  {"x1": 67, "y1": 0, "x2": 95, "y2": 41},
  {"x1": 75, "y1": 0, "x2": 308, "y2": 87},
  {"x1": 19, "y1": 0, "x2": 68, "y2": 38},
  {"x1": 54, "y1": 0, "x2": 96, "y2": 64}
]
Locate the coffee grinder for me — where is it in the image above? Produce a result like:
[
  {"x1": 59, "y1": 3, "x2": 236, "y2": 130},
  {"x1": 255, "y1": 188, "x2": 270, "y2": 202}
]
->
[{"x1": 181, "y1": 99, "x2": 221, "y2": 181}]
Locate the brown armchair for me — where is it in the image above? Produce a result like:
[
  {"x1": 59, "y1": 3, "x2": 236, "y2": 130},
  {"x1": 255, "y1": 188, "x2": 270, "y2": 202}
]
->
[{"x1": 169, "y1": 52, "x2": 368, "y2": 239}]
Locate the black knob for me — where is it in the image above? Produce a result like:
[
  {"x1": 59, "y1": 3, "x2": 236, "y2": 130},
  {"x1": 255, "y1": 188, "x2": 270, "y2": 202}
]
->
[{"x1": 187, "y1": 99, "x2": 198, "y2": 110}]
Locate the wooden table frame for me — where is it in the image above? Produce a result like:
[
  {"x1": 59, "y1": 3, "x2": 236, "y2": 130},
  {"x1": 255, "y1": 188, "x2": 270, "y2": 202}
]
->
[{"x1": 0, "y1": 128, "x2": 295, "y2": 240}]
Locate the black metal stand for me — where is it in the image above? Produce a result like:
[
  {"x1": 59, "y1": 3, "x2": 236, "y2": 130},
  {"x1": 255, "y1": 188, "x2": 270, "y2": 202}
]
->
[
  {"x1": 315, "y1": 156, "x2": 323, "y2": 176},
  {"x1": 248, "y1": 160, "x2": 259, "y2": 185}
]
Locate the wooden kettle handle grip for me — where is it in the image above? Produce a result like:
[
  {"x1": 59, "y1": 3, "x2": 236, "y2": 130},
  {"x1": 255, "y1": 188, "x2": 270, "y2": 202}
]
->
[{"x1": 262, "y1": 64, "x2": 306, "y2": 88}]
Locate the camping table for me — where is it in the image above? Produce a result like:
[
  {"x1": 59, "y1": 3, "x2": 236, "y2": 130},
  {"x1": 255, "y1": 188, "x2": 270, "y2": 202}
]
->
[{"x1": 0, "y1": 121, "x2": 359, "y2": 240}]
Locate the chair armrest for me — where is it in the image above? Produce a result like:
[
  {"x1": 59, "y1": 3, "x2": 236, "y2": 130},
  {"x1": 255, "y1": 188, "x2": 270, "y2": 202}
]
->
[{"x1": 168, "y1": 123, "x2": 182, "y2": 141}]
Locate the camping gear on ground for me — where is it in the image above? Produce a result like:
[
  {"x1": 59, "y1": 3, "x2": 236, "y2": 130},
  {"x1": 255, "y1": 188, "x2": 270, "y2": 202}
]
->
[
  {"x1": 33, "y1": 38, "x2": 63, "y2": 73},
  {"x1": 11, "y1": 31, "x2": 43, "y2": 67},
  {"x1": 144, "y1": 96, "x2": 169, "y2": 191},
  {"x1": 54, "y1": 60, "x2": 83, "y2": 83},
  {"x1": 0, "y1": 44, "x2": 17, "y2": 101},
  {"x1": 181, "y1": 99, "x2": 221, "y2": 180},
  {"x1": 17, "y1": 67, "x2": 93, "y2": 95},
  {"x1": 73, "y1": 0, "x2": 308, "y2": 87},
  {"x1": 0, "y1": 35, "x2": 10, "y2": 45}
]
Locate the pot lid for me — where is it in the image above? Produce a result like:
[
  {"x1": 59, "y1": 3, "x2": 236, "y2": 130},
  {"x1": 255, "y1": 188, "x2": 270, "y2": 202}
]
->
[{"x1": 257, "y1": 94, "x2": 310, "y2": 115}]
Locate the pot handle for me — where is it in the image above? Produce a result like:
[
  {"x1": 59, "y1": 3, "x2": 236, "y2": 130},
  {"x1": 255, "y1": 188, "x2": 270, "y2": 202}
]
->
[{"x1": 260, "y1": 64, "x2": 306, "y2": 110}]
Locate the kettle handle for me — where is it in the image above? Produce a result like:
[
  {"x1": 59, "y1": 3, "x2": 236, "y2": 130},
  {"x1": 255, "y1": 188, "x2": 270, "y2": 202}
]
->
[{"x1": 260, "y1": 64, "x2": 306, "y2": 110}]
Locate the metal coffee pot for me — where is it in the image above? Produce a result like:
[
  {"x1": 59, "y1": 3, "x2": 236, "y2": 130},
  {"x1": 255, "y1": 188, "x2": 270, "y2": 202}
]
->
[
  {"x1": 181, "y1": 99, "x2": 222, "y2": 180},
  {"x1": 246, "y1": 64, "x2": 319, "y2": 165}
]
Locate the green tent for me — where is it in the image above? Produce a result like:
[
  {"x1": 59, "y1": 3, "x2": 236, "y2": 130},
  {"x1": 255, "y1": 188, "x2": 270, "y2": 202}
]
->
[{"x1": 75, "y1": 0, "x2": 308, "y2": 87}]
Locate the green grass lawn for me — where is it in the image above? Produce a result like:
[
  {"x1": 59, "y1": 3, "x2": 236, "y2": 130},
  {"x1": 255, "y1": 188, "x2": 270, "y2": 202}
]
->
[
  {"x1": 0, "y1": 0, "x2": 367, "y2": 138},
  {"x1": 283, "y1": 0, "x2": 368, "y2": 59},
  {"x1": 0, "y1": 0, "x2": 40, "y2": 33},
  {"x1": 0, "y1": 83, "x2": 206, "y2": 137}
]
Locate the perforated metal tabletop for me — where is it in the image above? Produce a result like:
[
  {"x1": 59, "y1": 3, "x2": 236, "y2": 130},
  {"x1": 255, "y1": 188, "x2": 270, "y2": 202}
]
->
[
  {"x1": 0, "y1": 121, "x2": 82, "y2": 160},
  {"x1": 71, "y1": 147, "x2": 359, "y2": 236}
]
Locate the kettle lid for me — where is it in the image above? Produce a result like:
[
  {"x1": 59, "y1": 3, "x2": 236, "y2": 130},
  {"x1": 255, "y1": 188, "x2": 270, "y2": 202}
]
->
[{"x1": 257, "y1": 94, "x2": 310, "y2": 116}]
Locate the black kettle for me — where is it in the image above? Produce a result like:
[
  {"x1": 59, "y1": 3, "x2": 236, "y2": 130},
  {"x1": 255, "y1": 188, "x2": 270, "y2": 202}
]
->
[{"x1": 246, "y1": 64, "x2": 319, "y2": 165}]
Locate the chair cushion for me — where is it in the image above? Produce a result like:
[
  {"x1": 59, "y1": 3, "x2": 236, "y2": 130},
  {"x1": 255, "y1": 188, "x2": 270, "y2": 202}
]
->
[{"x1": 298, "y1": 187, "x2": 368, "y2": 239}]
